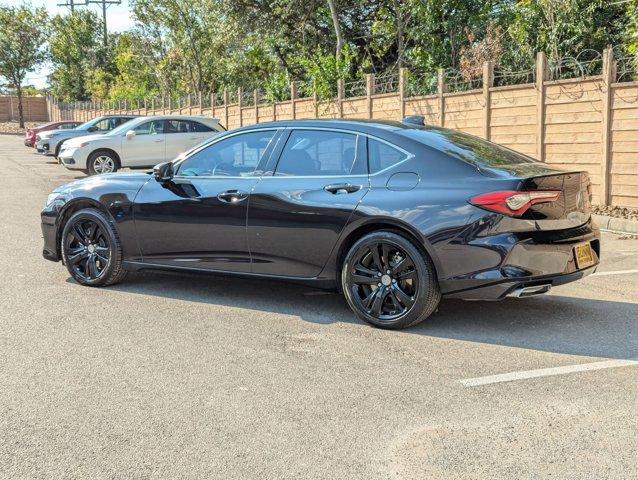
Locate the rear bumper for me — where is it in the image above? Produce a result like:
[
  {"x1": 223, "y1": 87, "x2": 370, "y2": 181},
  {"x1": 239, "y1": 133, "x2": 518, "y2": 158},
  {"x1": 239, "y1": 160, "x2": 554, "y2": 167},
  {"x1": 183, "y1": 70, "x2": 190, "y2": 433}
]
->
[{"x1": 440, "y1": 219, "x2": 600, "y2": 300}]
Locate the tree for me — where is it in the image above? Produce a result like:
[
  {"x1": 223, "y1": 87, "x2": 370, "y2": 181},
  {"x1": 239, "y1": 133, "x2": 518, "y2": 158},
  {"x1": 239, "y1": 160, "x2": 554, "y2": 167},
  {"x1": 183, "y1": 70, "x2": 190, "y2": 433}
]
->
[
  {"x1": 0, "y1": 5, "x2": 48, "y2": 128},
  {"x1": 49, "y1": 10, "x2": 105, "y2": 101}
]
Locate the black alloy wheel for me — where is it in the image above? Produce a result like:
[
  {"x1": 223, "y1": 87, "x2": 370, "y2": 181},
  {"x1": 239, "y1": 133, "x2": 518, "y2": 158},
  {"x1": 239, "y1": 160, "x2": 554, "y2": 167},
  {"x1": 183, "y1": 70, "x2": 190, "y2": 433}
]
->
[
  {"x1": 61, "y1": 209, "x2": 127, "y2": 286},
  {"x1": 342, "y1": 231, "x2": 440, "y2": 329}
]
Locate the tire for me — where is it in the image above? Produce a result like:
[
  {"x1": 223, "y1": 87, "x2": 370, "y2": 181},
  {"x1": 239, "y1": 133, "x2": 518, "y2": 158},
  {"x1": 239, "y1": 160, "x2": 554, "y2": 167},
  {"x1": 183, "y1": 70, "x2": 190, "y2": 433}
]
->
[
  {"x1": 87, "y1": 150, "x2": 119, "y2": 175},
  {"x1": 60, "y1": 208, "x2": 127, "y2": 287},
  {"x1": 341, "y1": 231, "x2": 440, "y2": 329},
  {"x1": 54, "y1": 141, "x2": 64, "y2": 160}
]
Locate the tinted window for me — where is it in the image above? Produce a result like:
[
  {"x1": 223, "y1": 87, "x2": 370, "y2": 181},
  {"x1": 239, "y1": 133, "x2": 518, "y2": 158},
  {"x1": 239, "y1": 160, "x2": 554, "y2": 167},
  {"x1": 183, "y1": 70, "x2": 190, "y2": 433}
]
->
[
  {"x1": 165, "y1": 120, "x2": 191, "y2": 134},
  {"x1": 59, "y1": 123, "x2": 79, "y2": 130},
  {"x1": 368, "y1": 138, "x2": 407, "y2": 173},
  {"x1": 177, "y1": 130, "x2": 276, "y2": 177},
  {"x1": 192, "y1": 121, "x2": 213, "y2": 132},
  {"x1": 275, "y1": 130, "x2": 357, "y2": 176},
  {"x1": 402, "y1": 128, "x2": 536, "y2": 169},
  {"x1": 133, "y1": 120, "x2": 164, "y2": 135},
  {"x1": 114, "y1": 117, "x2": 134, "y2": 127}
]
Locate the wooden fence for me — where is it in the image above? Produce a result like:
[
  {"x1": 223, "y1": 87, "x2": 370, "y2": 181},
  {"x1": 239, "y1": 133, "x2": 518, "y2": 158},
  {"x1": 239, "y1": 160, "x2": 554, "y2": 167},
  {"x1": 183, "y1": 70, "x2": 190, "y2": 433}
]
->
[
  {"x1": 49, "y1": 48, "x2": 638, "y2": 208},
  {"x1": 0, "y1": 96, "x2": 49, "y2": 122}
]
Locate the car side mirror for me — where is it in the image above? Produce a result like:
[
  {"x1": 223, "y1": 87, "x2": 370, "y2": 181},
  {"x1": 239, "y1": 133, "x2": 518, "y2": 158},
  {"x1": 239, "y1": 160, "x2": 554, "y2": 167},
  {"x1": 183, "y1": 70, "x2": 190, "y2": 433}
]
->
[
  {"x1": 125, "y1": 130, "x2": 136, "y2": 140},
  {"x1": 153, "y1": 162, "x2": 174, "y2": 182}
]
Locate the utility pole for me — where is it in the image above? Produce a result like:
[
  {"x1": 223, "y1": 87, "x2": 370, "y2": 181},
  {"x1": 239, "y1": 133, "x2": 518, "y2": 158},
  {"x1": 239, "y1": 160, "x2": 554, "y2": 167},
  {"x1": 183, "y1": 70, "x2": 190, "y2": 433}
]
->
[
  {"x1": 86, "y1": 0, "x2": 121, "y2": 47},
  {"x1": 57, "y1": 0, "x2": 86, "y2": 12}
]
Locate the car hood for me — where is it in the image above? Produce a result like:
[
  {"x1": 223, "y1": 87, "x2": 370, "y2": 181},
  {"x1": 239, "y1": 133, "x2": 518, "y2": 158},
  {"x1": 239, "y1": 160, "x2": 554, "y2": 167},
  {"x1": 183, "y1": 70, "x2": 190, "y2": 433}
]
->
[
  {"x1": 64, "y1": 133, "x2": 114, "y2": 148},
  {"x1": 52, "y1": 172, "x2": 152, "y2": 196},
  {"x1": 40, "y1": 128, "x2": 88, "y2": 140}
]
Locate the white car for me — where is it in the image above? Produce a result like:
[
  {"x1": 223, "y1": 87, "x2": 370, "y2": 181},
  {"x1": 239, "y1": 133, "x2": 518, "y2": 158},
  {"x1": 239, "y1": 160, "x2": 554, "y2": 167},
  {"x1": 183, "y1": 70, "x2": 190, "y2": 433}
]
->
[{"x1": 58, "y1": 115, "x2": 225, "y2": 175}]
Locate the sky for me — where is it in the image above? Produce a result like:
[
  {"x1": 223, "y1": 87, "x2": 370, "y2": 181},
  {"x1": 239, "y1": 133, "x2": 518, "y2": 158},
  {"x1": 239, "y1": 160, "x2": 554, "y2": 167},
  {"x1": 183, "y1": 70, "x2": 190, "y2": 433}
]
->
[{"x1": 2, "y1": 0, "x2": 135, "y2": 89}]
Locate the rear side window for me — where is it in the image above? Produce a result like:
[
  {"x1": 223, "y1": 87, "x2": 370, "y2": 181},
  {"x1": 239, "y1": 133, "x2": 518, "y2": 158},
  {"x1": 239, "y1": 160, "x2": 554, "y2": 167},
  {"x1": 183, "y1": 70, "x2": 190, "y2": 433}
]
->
[
  {"x1": 165, "y1": 120, "x2": 191, "y2": 133},
  {"x1": 275, "y1": 130, "x2": 358, "y2": 176},
  {"x1": 192, "y1": 121, "x2": 213, "y2": 132},
  {"x1": 368, "y1": 138, "x2": 408, "y2": 173}
]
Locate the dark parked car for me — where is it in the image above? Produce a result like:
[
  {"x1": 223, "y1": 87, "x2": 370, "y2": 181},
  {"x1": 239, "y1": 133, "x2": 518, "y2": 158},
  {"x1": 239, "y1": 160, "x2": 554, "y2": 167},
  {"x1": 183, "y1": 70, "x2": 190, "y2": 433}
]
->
[{"x1": 41, "y1": 119, "x2": 600, "y2": 329}]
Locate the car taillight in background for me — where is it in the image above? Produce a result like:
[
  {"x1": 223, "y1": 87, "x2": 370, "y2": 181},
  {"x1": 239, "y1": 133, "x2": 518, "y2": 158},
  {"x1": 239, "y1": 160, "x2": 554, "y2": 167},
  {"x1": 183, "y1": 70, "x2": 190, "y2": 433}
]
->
[{"x1": 469, "y1": 190, "x2": 561, "y2": 217}]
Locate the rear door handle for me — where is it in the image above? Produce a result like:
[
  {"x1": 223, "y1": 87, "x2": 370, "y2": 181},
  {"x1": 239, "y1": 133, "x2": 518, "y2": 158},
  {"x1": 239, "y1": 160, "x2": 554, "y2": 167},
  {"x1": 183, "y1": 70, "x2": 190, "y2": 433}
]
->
[
  {"x1": 324, "y1": 183, "x2": 361, "y2": 194},
  {"x1": 217, "y1": 189, "x2": 249, "y2": 203}
]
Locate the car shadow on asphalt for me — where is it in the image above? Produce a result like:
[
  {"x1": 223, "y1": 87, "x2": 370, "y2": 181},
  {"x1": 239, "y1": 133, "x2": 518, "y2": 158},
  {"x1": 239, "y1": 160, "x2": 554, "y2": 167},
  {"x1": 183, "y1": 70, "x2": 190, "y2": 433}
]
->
[{"x1": 89, "y1": 270, "x2": 638, "y2": 361}]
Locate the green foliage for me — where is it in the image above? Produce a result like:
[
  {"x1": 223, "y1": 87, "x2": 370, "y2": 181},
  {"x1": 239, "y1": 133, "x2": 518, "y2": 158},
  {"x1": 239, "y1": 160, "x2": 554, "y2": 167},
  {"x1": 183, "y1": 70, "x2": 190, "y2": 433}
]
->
[
  {"x1": 23, "y1": 0, "x2": 638, "y2": 102},
  {"x1": 49, "y1": 10, "x2": 105, "y2": 101},
  {"x1": 0, "y1": 4, "x2": 48, "y2": 126}
]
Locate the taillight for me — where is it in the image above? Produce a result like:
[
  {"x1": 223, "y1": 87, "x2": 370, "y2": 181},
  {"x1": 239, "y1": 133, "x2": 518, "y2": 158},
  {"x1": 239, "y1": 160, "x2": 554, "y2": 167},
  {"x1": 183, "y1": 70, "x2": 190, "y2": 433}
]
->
[{"x1": 469, "y1": 190, "x2": 560, "y2": 217}]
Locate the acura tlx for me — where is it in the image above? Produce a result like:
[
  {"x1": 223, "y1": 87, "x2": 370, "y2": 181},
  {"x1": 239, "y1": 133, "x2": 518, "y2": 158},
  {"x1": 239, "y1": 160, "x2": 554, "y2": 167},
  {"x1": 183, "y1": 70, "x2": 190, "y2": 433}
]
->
[{"x1": 41, "y1": 118, "x2": 599, "y2": 329}]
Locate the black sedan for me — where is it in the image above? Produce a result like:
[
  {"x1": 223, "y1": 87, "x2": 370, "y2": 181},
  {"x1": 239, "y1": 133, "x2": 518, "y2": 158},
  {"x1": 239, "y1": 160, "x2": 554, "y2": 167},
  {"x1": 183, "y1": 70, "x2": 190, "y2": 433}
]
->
[{"x1": 41, "y1": 118, "x2": 600, "y2": 329}]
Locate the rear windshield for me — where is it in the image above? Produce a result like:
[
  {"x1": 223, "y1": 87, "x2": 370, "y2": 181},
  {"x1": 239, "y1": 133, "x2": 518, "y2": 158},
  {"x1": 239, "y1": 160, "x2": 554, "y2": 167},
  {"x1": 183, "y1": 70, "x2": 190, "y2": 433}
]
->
[{"x1": 403, "y1": 127, "x2": 537, "y2": 168}]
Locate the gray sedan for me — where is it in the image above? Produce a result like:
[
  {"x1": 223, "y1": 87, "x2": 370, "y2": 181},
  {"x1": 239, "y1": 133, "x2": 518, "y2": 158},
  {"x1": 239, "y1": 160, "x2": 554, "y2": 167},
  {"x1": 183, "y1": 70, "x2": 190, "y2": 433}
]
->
[{"x1": 35, "y1": 115, "x2": 136, "y2": 157}]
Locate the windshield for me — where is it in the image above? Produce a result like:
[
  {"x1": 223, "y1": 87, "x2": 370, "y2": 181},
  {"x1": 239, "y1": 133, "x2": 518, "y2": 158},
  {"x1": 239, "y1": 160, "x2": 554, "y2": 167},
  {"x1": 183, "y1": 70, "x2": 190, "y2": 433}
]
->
[
  {"x1": 75, "y1": 117, "x2": 101, "y2": 130},
  {"x1": 107, "y1": 118, "x2": 140, "y2": 136}
]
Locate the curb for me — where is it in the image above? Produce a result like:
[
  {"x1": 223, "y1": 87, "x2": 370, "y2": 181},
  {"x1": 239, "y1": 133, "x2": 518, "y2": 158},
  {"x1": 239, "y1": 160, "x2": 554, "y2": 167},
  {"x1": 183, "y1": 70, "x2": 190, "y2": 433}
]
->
[{"x1": 592, "y1": 214, "x2": 638, "y2": 235}]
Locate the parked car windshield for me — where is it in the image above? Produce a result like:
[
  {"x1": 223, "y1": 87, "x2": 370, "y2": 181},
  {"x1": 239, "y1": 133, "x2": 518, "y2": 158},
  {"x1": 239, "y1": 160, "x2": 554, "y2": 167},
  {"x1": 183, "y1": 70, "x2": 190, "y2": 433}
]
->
[
  {"x1": 75, "y1": 118, "x2": 102, "y2": 130},
  {"x1": 106, "y1": 118, "x2": 140, "y2": 136}
]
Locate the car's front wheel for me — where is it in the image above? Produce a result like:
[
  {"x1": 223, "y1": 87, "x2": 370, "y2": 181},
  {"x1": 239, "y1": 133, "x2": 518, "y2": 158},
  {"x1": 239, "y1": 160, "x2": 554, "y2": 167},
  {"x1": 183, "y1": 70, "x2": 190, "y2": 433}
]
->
[
  {"x1": 87, "y1": 150, "x2": 119, "y2": 175},
  {"x1": 61, "y1": 208, "x2": 127, "y2": 287},
  {"x1": 341, "y1": 231, "x2": 440, "y2": 329}
]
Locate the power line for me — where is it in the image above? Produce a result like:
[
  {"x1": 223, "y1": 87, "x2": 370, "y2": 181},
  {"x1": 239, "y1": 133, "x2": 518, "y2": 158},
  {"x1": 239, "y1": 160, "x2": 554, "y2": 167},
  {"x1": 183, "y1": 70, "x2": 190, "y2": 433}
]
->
[{"x1": 86, "y1": 0, "x2": 122, "y2": 47}]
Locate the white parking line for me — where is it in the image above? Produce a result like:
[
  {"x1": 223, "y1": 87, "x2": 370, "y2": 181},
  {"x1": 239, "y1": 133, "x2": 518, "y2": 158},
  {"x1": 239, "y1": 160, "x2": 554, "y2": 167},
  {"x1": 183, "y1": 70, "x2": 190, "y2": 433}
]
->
[
  {"x1": 461, "y1": 358, "x2": 638, "y2": 387},
  {"x1": 591, "y1": 269, "x2": 638, "y2": 277}
]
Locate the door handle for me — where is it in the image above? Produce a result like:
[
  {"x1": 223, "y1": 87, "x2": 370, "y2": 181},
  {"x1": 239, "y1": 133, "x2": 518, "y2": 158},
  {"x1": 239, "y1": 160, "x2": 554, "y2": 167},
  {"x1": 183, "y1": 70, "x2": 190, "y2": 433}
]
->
[
  {"x1": 217, "y1": 189, "x2": 249, "y2": 203},
  {"x1": 154, "y1": 139, "x2": 164, "y2": 143},
  {"x1": 324, "y1": 183, "x2": 361, "y2": 194}
]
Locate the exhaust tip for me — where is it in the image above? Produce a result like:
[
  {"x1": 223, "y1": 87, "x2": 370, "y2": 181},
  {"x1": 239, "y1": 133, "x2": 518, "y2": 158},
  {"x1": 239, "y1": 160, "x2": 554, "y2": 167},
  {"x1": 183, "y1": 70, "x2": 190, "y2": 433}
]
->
[{"x1": 507, "y1": 284, "x2": 552, "y2": 298}]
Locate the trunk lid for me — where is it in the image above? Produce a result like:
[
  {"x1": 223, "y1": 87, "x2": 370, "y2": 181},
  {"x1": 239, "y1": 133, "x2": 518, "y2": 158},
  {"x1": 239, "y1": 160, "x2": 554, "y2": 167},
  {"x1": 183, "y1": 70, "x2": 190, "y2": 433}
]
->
[{"x1": 521, "y1": 171, "x2": 592, "y2": 230}]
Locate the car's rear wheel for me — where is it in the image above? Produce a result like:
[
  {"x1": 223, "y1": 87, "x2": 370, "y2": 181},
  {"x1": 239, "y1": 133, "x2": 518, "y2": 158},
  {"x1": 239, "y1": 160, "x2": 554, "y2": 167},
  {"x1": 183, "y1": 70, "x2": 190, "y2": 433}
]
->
[
  {"x1": 341, "y1": 231, "x2": 440, "y2": 329},
  {"x1": 87, "y1": 150, "x2": 119, "y2": 175},
  {"x1": 61, "y1": 208, "x2": 127, "y2": 287}
]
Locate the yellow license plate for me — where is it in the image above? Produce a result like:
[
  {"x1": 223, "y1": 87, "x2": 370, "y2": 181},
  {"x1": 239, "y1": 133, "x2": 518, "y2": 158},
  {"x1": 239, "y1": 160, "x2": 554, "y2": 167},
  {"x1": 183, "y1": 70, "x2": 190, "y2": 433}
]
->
[{"x1": 574, "y1": 243, "x2": 595, "y2": 269}]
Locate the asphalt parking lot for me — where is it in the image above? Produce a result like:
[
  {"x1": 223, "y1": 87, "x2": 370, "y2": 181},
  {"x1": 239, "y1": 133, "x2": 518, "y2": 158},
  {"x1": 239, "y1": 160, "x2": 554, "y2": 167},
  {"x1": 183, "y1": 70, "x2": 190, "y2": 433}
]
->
[{"x1": 1, "y1": 134, "x2": 637, "y2": 479}]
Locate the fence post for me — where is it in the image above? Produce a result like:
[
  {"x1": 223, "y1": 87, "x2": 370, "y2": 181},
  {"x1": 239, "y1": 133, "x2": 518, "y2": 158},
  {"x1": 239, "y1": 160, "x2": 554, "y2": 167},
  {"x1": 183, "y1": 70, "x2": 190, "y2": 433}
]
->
[
  {"x1": 482, "y1": 61, "x2": 494, "y2": 140},
  {"x1": 254, "y1": 89, "x2": 259, "y2": 124},
  {"x1": 290, "y1": 82, "x2": 297, "y2": 120},
  {"x1": 337, "y1": 79, "x2": 345, "y2": 118},
  {"x1": 437, "y1": 68, "x2": 445, "y2": 127},
  {"x1": 366, "y1": 73, "x2": 374, "y2": 119},
  {"x1": 198, "y1": 91, "x2": 202, "y2": 115},
  {"x1": 601, "y1": 47, "x2": 615, "y2": 206},
  {"x1": 535, "y1": 52, "x2": 548, "y2": 162},
  {"x1": 188, "y1": 94, "x2": 192, "y2": 115},
  {"x1": 237, "y1": 87, "x2": 243, "y2": 126},
  {"x1": 399, "y1": 68, "x2": 406, "y2": 120},
  {"x1": 224, "y1": 88, "x2": 229, "y2": 128},
  {"x1": 313, "y1": 80, "x2": 318, "y2": 118}
]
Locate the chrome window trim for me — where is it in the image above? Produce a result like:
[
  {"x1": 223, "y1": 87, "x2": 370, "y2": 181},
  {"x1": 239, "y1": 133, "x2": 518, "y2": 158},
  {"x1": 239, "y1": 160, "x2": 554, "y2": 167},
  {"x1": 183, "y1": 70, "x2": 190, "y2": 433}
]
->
[{"x1": 171, "y1": 125, "x2": 414, "y2": 180}]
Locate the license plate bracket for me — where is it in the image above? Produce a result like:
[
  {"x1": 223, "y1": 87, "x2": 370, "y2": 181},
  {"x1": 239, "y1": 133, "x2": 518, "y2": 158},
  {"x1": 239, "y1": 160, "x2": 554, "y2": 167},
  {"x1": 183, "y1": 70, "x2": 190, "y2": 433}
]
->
[{"x1": 574, "y1": 242, "x2": 595, "y2": 269}]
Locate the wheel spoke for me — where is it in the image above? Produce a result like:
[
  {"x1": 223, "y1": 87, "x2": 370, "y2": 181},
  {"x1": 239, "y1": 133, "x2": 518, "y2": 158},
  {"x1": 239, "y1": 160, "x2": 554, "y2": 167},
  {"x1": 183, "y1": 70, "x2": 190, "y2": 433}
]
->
[
  {"x1": 370, "y1": 286, "x2": 388, "y2": 315},
  {"x1": 362, "y1": 288, "x2": 377, "y2": 309},
  {"x1": 388, "y1": 289, "x2": 403, "y2": 313},
  {"x1": 87, "y1": 256, "x2": 99, "y2": 278},
  {"x1": 95, "y1": 252, "x2": 109, "y2": 264},
  {"x1": 351, "y1": 274, "x2": 378, "y2": 285},
  {"x1": 67, "y1": 249, "x2": 88, "y2": 265},
  {"x1": 354, "y1": 263, "x2": 379, "y2": 277},
  {"x1": 71, "y1": 224, "x2": 88, "y2": 245},
  {"x1": 391, "y1": 284, "x2": 414, "y2": 308},
  {"x1": 381, "y1": 243, "x2": 391, "y2": 271},
  {"x1": 391, "y1": 256, "x2": 414, "y2": 276},
  {"x1": 370, "y1": 244, "x2": 383, "y2": 272}
]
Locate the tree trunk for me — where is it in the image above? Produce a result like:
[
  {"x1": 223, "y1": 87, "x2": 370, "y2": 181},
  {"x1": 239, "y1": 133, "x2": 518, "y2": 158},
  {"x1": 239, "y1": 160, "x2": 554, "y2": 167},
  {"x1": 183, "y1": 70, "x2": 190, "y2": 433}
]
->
[
  {"x1": 15, "y1": 82, "x2": 24, "y2": 129},
  {"x1": 326, "y1": 0, "x2": 343, "y2": 62}
]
